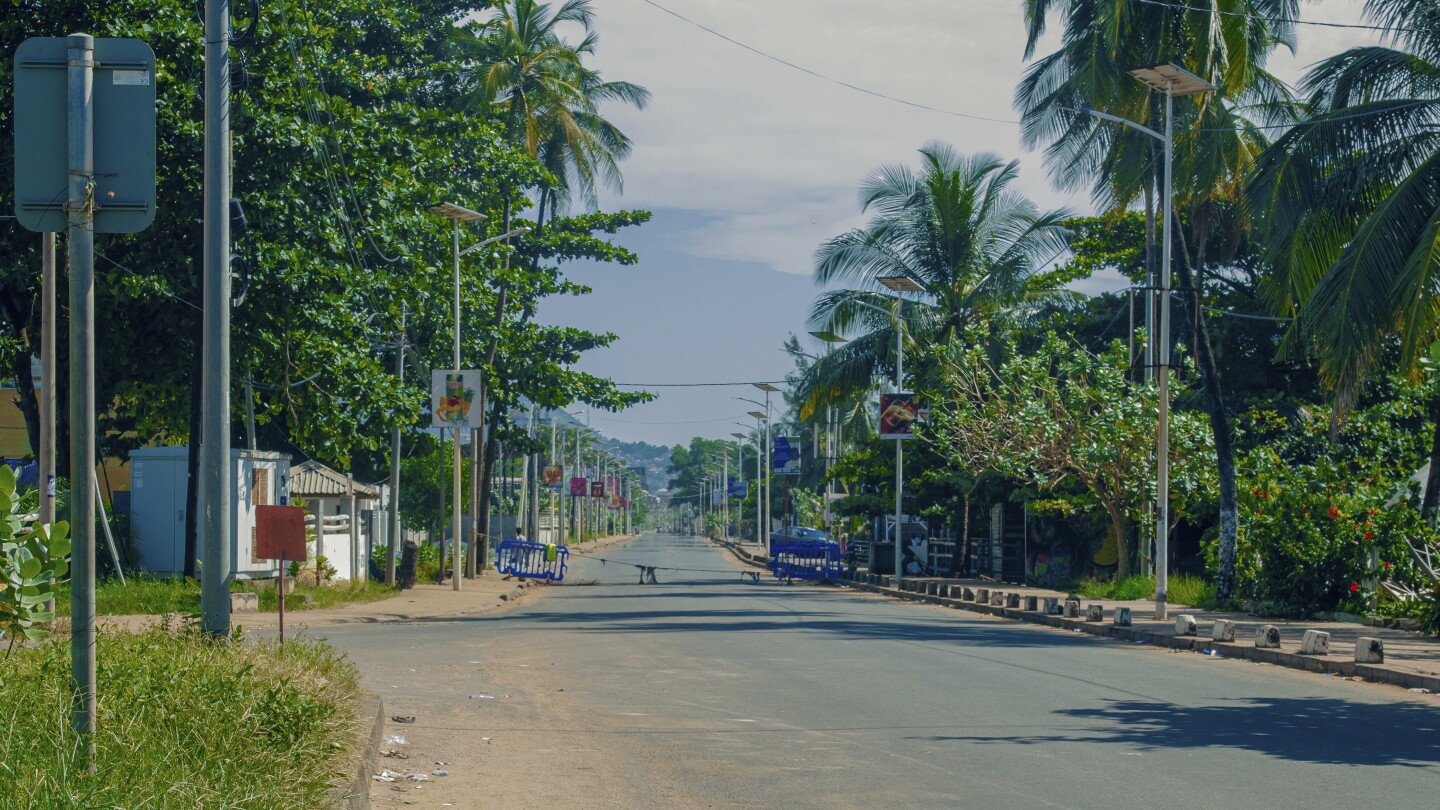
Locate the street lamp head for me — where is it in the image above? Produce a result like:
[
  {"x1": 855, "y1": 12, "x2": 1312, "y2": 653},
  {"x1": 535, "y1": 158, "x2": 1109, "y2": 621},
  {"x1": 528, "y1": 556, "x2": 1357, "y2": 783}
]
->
[
  {"x1": 748, "y1": 411, "x2": 767, "y2": 420},
  {"x1": 731, "y1": 433, "x2": 747, "y2": 440},
  {"x1": 459, "y1": 226, "x2": 531, "y2": 256},
  {"x1": 1128, "y1": 63, "x2": 1215, "y2": 97},
  {"x1": 430, "y1": 202, "x2": 486, "y2": 223},
  {"x1": 753, "y1": 382, "x2": 781, "y2": 392},
  {"x1": 876, "y1": 275, "x2": 927, "y2": 293},
  {"x1": 808, "y1": 330, "x2": 847, "y2": 344}
]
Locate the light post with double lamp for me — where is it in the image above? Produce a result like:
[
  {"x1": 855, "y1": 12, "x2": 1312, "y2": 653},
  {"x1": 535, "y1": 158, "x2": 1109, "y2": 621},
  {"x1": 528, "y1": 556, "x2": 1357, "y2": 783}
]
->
[
  {"x1": 801, "y1": 332, "x2": 848, "y2": 534},
  {"x1": 753, "y1": 383, "x2": 781, "y2": 546},
  {"x1": 846, "y1": 274, "x2": 924, "y2": 583},
  {"x1": 430, "y1": 201, "x2": 529, "y2": 590},
  {"x1": 1072, "y1": 63, "x2": 1214, "y2": 620}
]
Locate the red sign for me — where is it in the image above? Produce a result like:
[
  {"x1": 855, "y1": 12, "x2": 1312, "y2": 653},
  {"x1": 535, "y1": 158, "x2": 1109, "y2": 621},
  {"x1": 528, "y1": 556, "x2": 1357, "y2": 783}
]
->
[{"x1": 255, "y1": 505, "x2": 307, "y2": 561}]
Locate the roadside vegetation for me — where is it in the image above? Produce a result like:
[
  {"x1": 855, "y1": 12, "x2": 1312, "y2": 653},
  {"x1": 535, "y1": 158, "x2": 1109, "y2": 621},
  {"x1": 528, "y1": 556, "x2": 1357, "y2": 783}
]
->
[
  {"x1": 0, "y1": 626, "x2": 367, "y2": 809},
  {"x1": 48, "y1": 577, "x2": 398, "y2": 618}
]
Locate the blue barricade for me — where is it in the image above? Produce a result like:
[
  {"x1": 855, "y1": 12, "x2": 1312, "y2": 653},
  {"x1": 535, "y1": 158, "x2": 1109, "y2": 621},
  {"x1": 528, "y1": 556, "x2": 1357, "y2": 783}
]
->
[
  {"x1": 494, "y1": 538, "x2": 569, "y2": 582},
  {"x1": 770, "y1": 540, "x2": 844, "y2": 581}
]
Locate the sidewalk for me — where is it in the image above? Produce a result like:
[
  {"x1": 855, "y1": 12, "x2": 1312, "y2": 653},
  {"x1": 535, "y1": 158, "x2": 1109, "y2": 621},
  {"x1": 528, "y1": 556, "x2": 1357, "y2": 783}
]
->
[
  {"x1": 92, "y1": 534, "x2": 642, "y2": 636},
  {"x1": 858, "y1": 573, "x2": 1440, "y2": 693},
  {"x1": 708, "y1": 537, "x2": 1440, "y2": 694}
]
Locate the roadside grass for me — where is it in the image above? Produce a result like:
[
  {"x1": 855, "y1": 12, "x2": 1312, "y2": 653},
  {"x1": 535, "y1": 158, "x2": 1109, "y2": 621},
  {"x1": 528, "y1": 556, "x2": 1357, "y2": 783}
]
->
[
  {"x1": 1067, "y1": 574, "x2": 1218, "y2": 609},
  {"x1": 51, "y1": 576, "x2": 398, "y2": 616},
  {"x1": 0, "y1": 625, "x2": 366, "y2": 809}
]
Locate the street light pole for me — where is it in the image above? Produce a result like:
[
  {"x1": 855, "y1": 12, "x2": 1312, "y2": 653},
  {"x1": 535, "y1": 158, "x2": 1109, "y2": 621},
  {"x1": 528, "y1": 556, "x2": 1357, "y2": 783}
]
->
[{"x1": 1076, "y1": 64, "x2": 1214, "y2": 620}]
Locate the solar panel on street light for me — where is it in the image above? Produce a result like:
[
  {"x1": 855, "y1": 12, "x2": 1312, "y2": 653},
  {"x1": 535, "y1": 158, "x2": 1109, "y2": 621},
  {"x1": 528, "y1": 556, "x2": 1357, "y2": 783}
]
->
[
  {"x1": 877, "y1": 275, "x2": 926, "y2": 293},
  {"x1": 753, "y1": 382, "x2": 780, "y2": 392},
  {"x1": 1127, "y1": 63, "x2": 1216, "y2": 97},
  {"x1": 748, "y1": 411, "x2": 767, "y2": 420},
  {"x1": 429, "y1": 202, "x2": 487, "y2": 222}
]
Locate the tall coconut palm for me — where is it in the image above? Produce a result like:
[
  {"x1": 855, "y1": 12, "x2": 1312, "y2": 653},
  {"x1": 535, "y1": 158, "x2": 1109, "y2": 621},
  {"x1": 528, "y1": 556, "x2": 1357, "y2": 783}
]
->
[
  {"x1": 457, "y1": 0, "x2": 649, "y2": 223},
  {"x1": 1252, "y1": 0, "x2": 1440, "y2": 517},
  {"x1": 1016, "y1": 0, "x2": 1299, "y2": 599},
  {"x1": 804, "y1": 144, "x2": 1072, "y2": 406}
]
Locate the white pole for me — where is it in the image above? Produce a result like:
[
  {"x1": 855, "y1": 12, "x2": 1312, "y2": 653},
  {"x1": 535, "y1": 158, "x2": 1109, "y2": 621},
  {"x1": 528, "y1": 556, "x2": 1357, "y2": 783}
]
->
[
  {"x1": 451, "y1": 220, "x2": 462, "y2": 591},
  {"x1": 387, "y1": 307, "x2": 404, "y2": 584},
  {"x1": 40, "y1": 231, "x2": 56, "y2": 613},
  {"x1": 764, "y1": 392, "x2": 772, "y2": 551},
  {"x1": 1155, "y1": 81, "x2": 1174, "y2": 621},
  {"x1": 754, "y1": 428, "x2": 762, "y2": 544}
]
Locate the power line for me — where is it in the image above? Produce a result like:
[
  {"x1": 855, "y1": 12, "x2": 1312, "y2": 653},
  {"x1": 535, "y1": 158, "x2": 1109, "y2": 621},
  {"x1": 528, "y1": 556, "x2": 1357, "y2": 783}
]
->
[
  {"x1": 611, "y1": 380, "x2": 788, "y2": 387},
  {"x1": 636, "y1": 0, "x2": 1019, "y2": 124},
  {"x1": 1133, "y1": 0, "x2": 1419, "y2": 34}
]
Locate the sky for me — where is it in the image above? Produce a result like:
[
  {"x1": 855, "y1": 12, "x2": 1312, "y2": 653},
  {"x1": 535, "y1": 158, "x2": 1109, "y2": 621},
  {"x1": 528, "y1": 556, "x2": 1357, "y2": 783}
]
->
[{"x1": 538, "y1": 0, "x2": 1380, "y2": 447}]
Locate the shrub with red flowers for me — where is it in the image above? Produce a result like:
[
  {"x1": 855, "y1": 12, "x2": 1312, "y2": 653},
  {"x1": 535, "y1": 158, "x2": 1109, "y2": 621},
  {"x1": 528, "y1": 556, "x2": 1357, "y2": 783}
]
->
[{"x1": 1235, "y1": 448, "x2": 1433, "y2": 617}]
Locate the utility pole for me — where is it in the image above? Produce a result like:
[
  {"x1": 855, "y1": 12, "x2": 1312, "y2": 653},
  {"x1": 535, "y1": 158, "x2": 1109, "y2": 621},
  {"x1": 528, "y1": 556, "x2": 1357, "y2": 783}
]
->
[
  {"x1": 387, "y1": 308, "x2": 405, "y2": 585},
  {"x1": 200, "y1": 0, "x2": 234, "y2": 637},
  {"x1": 40, "y1": 232, "x2": 56, "y2": 615}
]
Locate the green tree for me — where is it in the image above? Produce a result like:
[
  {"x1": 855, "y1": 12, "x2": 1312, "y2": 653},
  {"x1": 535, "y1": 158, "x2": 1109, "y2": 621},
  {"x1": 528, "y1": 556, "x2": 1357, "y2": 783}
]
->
[
  {"x1": 805, "y1": 144, "x2": 1071, "y2": 401},
  {"x1": 1016, "y1": 0, "x2": 1301, "y2": 599},
  {"x1": 1251, "y1": 0, "x2": 1440, "y2": 519}
]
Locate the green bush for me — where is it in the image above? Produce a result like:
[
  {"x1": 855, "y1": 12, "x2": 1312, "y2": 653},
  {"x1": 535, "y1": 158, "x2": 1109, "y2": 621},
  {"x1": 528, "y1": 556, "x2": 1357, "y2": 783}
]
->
[
  {"x1": 0, "y1": 626, "x2": 365, "y2": 808},
  {"x1": 1168, "y1": 574, "x2": 1219, "y2": 610}
]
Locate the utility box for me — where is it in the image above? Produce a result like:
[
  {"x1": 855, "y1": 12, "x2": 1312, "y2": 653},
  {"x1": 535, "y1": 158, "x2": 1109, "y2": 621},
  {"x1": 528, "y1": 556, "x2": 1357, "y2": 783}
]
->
[{"x1": 129, "y1": 447, "x2": 291, "y2": 578}]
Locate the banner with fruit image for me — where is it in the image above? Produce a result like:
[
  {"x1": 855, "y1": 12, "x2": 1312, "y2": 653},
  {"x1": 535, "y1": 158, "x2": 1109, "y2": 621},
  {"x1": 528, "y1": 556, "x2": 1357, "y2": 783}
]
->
[{"x1": 431, "y1": 370, "x2": 481, "y2": 428}]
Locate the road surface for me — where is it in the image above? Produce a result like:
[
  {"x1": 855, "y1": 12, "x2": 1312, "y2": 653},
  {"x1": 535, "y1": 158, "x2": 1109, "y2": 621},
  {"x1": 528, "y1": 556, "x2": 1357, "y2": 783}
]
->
[{"x1": 318, "y1": 532, "x2": 1440, "y2": 809}]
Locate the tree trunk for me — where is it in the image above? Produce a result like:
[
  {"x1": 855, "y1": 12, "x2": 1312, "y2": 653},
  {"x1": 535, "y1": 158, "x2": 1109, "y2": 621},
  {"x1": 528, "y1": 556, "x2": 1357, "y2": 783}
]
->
[
  {"x1": 1171, "y1": 212, "x2": 1240, "y2": 600},
  {"x1": 184, "y1": 236, "x2": 204, "y2": 580},
  {"x1": 475, "y1": 397, "x2": 506, "y2": 570},
  {"x1": 1106, "y1": 497, "x2": 1131, "y2": 580},
  {"x1": 1421, "y1": 392, "x2": 1440, "y2": 523}
]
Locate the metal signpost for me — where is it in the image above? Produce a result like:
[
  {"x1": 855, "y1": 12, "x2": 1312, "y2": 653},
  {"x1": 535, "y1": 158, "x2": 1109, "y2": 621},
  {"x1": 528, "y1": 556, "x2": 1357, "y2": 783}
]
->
[
  {"x1": 14, "y1": 34, "x2": 156, "y2": 764},
  {"x1": 255, "y1": 505, "x2": 308, "y2": 644},
  {"x1": 433, "y1": 369, "x2": 482, "y2": 589}
]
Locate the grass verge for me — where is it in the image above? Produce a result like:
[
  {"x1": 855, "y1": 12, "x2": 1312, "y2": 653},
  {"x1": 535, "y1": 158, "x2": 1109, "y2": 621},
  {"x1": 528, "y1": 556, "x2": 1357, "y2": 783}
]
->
[
  {"x1": 1067, "y1": 574, "x2": 1219, "y2": 609},
  {"x1": 52, "y1": 577, "x2": 399, "y2": 617},
  {"x1": 0, "y1": 625, "x2": 366, "y2": 809}
]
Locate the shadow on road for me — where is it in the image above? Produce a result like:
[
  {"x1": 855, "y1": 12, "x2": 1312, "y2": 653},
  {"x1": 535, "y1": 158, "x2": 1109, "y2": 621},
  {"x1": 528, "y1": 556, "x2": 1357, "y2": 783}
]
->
[{"x1": 910, "y1": 696, "x2": 1440, "y2": 767}]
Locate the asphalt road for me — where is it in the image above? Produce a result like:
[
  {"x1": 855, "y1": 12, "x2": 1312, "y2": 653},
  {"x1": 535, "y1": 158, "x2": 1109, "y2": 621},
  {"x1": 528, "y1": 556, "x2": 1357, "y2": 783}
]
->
[{"x1": 318, "y1": 532, "x2": 1440, "y2": 809}]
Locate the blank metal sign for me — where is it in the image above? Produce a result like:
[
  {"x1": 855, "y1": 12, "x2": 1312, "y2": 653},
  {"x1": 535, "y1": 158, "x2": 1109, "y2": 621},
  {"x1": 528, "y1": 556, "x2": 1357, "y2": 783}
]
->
[{"x1": 13, "y1": 36, "x2": 156, "y2": 234}]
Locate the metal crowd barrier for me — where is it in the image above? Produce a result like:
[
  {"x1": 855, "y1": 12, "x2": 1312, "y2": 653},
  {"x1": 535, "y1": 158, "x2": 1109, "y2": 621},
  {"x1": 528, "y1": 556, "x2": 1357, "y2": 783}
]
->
[
  {"x1": 770, "y1": 540, "x2": 844, "y2": 581},
  {"x1": 494, "y1": 538, "x2": 569, "y2": 582}
]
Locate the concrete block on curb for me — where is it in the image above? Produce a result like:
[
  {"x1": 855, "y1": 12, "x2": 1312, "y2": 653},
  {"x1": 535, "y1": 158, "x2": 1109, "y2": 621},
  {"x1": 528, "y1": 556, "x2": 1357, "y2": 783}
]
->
[
  {"x1": 1175, "y1": 614, "x2": 1198, "y2": 636},
  {"x1": 1256, "y1": 625, "x2": 1281, "y2": 648},
  {"x1": 1085, "y1": 604, "x2": 1104, "y2": 622},
  {"x1": 963, "y1": 587, "x2": 975, "y2": 601},
  {"x1": 230, "y1": 592, "x2": 258, "y2": 613},
  {"x1": 1043, "y1": 597, "x2": 1061, "y2": 615},
  {"x1": 928, "y1": 582, "x2": 939, "y2": 596},
  {"x1": 1024, "y1": 595, "x2": 1040, "y2": 612},
  {"x1": 1006, "y1": 593, "x2": 1021, "y2": 609},
  {"x1": 1300, "y1": 629, "x2": 1331, "y2": 656},
  {"x1": 990, "y1": 591, "x2": 1005, "y2": 606},
  {"x1": 1063, "y1": 599, "x2": 1080, "y2": 619},
  {"x1": 976, "y1": 588, "x2": 990, "y2": 604},
  {"x1": 1211, "y1": 619, "x2": 1237, "y2": 642},
  {"x1": 1114, "y1": 607, "x2": 1132, "y2": 626},
  {"x1": 1355, "y1": 637, "x2": 1384, "y2": 664}
]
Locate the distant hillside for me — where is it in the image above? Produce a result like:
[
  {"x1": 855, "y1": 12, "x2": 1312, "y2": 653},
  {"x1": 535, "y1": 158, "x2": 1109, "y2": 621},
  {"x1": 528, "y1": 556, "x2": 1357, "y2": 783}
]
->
[{"x1": 601, "y1": 438, "x2": 671, "y2": 490}]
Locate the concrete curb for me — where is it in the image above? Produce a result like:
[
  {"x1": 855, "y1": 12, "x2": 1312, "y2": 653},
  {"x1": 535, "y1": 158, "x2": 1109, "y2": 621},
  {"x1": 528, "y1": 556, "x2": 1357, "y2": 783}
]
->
[
  {"x1": 838, "y1": 577, "x2": 1440, "y2": 695},
  {"x1": 330, "y1": 691, "x2": 383, "y2": 810},
  {"x1": 711, "y1": 538, "x2": 770, "y2": 570}
]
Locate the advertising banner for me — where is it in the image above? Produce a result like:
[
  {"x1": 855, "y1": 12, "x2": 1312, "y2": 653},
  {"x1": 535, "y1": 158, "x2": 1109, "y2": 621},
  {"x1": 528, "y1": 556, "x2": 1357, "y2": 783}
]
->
[
  {"x1": 772, "y1": 436, "x2": 802, "y2": 475},
  {"x1": 590, "y1": 480, "x2": 605, "y2": 498},
  {"x1": 569, "y1": 477, "x2": 588, "y2": 498},
  {"x1": 879, "y1": 393, "x2": 920, "y2": 439},
  {"x1": 543, "y1": 465, "x2": 564, "y2": 486},
  {"x1": 728, "y1": 476, "x2": 748, "y2": 498},
  {"x1": 431, "y1": 370, "x2": 481, "y2": 428}
]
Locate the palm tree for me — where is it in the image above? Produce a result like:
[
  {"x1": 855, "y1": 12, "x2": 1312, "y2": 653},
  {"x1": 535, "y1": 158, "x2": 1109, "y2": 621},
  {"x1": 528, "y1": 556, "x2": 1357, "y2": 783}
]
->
[
  {"x1": 805, "y1": 144, "x2": 1072, "y2": 403},
  {"x1": 457, "y1": 0, "x2": 650, "y2": 224},
  {"x1": 1016, "y1": 0, "x2": 1299, "y2": 599},
  {"x1": 1251, "y1": 0, "x2": 1440, "y2": 517}
]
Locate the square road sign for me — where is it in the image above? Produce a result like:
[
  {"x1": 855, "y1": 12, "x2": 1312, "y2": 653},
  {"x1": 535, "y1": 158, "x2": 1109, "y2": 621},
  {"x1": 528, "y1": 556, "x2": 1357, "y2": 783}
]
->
[{"x1": 13, "y1": 37, "x2": 156, "y2": 233}]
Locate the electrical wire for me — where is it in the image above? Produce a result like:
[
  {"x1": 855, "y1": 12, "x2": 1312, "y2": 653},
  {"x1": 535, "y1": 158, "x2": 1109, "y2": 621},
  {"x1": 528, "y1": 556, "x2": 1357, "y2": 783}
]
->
[
  {"x1": 1133, "y1": 0, "x2": 1421, "y2": 34},
  {"x1": 636, "y1": 0, "x2": 1019, "y2": 124},
  {"x1": 611, "y1": 380, "x2": 788, "y2": 387}
]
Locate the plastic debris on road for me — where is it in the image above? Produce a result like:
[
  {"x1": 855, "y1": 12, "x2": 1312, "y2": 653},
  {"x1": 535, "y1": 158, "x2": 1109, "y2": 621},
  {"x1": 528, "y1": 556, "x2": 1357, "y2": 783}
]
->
[
  {"x1": 469, "y1": 694, "x2": 496, "y2": 699},
  {"x1": 391, "y1": 715, "x2": 417, "y2": 723},
  {"x1": 384, "y1": 735, "x2": 410, "y2": 746},
  {"x1": 434, "y1": 770, "x2": 449, "y2": 777},
  {"x1": 375, "y1": 769, "x2": 430, "y2": 782}
]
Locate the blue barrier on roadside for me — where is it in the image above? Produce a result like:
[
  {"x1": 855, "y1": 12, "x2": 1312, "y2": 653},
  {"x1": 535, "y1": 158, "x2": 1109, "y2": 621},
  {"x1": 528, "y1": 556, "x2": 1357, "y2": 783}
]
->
[
  {"x1": 770, "y1": 540, "x2": 844, "y2": 580},
  {"x1": 495, "y1": 538, "x2": 569, "y2": 582}
]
